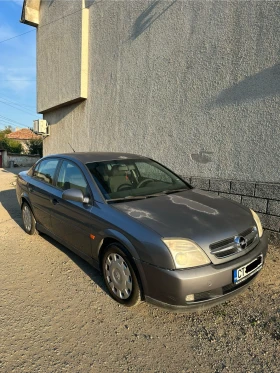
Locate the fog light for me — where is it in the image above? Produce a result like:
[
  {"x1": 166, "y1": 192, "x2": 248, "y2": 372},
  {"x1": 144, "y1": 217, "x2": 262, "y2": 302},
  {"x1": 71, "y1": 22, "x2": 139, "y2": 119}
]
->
[{"x1": 185, "y1": 294, "x2": 195, "y2": 302}]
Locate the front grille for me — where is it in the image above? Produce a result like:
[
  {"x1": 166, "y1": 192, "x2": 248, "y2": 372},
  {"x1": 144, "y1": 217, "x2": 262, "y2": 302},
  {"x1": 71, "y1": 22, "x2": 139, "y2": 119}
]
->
[{"x1": 210, "y1": 226, "x2": 259, "y2": 259}]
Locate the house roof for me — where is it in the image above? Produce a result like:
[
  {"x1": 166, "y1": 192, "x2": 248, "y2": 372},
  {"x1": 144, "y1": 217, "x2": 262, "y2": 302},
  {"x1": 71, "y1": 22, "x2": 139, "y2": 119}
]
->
[{"x1": 6, "y1": 128, "x2": 41, "y2": 141}]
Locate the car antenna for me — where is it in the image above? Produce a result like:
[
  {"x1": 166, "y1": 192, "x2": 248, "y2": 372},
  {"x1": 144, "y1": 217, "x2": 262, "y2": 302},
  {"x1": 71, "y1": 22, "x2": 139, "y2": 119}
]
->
[{"x1": 68, "y1": 143, "x2": 76, "y2": 152}]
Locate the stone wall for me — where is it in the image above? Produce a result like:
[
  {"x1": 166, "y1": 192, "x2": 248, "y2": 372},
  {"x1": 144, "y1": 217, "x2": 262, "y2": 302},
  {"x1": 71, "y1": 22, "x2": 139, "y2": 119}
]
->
[{"x1": 182, "y1": 176, "x2": 280, "y2": 244}]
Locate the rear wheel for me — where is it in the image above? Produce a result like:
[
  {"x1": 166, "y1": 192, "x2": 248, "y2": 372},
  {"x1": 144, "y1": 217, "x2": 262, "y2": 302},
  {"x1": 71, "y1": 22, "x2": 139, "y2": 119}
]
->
[
  {"x1": 101, "y1": 244, "x2": 142, "y2": 307},
  {"x1": 21, "y1": 202, "x2": 38, "y2": 235}
]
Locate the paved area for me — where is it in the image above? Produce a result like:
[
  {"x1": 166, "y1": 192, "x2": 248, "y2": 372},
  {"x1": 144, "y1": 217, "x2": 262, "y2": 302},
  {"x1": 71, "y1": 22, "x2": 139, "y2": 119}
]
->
[{"x1": 0, "y1": 168, "x2": 279, "y2": 373}]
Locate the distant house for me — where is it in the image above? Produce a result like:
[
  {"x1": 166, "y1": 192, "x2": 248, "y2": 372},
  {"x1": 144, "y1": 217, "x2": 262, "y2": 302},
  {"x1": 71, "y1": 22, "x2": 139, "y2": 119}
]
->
[{"x1": 6, "y1": 128, "x2": 41, "y2": 152}]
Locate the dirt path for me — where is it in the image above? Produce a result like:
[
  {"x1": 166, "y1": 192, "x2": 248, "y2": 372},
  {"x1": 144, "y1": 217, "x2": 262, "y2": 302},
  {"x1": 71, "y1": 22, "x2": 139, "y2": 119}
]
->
[{"x1": 0, "y1": 168, "x2": 279, "y2": 373}]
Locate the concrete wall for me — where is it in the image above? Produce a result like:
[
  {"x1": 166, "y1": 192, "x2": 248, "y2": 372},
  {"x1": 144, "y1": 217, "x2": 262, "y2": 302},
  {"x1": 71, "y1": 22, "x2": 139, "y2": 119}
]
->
[
  {"x1": 37, "y1": 0, "x2": 88, "y2": 113},
  {"x1": 2, "y1": 151, "x2": 40, "y2": 168},
  {"x1": 40, "y1": 0, "x2": 280, "y2": 184}
]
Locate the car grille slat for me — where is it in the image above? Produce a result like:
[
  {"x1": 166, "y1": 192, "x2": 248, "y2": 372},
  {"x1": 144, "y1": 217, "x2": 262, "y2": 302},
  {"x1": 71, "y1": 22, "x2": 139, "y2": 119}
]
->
[{"x1": 210, "y1": 226, "x2": 259, "y2": 259}]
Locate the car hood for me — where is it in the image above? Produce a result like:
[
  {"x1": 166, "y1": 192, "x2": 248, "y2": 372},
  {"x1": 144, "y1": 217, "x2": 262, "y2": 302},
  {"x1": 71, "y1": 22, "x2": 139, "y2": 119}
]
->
[{"x1": 113, "y1": 189, "x2": 256, "y2": 263}]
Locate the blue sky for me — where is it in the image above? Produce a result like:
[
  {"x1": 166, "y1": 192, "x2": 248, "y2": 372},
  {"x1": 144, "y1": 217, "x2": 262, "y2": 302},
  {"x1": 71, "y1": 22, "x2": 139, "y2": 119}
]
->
[{"x1": 0, "y1": 0, "x2": 41, "y2": 131}]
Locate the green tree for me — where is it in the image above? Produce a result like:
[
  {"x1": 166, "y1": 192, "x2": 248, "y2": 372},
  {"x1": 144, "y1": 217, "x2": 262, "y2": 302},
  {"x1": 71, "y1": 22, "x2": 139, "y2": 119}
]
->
[
  {"x1": 0, "y1": 137, "x2": 23, "y2": 153},
  {"x1": 0, "y1": 126, "x2": 23, "y2": 153},
  {"x1": 0, "y1": 126, "x2": 12, "y2": 140},
  {"x1": 25, "y1": 138, "x2": 43, "y2": 157}
]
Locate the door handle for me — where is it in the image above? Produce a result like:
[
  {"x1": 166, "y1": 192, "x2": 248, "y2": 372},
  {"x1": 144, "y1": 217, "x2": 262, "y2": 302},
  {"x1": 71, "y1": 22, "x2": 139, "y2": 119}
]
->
[
  {"x1": 28, "y1": 187, "x2": 34, "y2": 193},
  {"x1": 51, "y1": 198, "x2": 59, "y2": 205}
]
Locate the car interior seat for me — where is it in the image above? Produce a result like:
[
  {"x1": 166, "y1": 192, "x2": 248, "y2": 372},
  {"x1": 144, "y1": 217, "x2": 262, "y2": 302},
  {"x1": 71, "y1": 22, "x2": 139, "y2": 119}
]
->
[{"x1": 108, "y1": 165, "x2": 132, "y2": 193}]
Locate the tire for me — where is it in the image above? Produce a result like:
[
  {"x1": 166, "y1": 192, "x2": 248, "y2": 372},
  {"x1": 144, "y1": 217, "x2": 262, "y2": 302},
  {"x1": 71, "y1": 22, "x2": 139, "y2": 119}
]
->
[
  {"x1": 101, "y1": 244, "x2": 142, "y2": 307},
  {"x1": 21, "y1": 202, "x2": 38, "y2": 235}
]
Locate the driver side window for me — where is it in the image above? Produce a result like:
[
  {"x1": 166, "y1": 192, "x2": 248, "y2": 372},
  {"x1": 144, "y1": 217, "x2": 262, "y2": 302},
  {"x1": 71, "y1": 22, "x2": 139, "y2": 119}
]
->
[{"x1": 57, "y1": 161, "x2": 89, "y2": 196}]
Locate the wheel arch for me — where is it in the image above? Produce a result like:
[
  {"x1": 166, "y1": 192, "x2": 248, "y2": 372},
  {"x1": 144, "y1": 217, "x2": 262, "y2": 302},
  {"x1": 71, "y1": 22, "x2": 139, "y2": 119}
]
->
[
  {"x1": 98, "y1": 230, "x2": 146, "y2": 298},
  {"x1": 97, "y1": 229, "x2": 140, "y2": 261},
  {"x1": 20, "y1": 195, "x2": 35, "y2": 215}
]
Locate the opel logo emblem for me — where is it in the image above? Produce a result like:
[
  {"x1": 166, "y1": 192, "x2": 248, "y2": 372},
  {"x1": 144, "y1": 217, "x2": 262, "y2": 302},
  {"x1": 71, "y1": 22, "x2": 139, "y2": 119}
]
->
[{"x1": 234, "y1": 236, "x2": 247, "y2": 250}]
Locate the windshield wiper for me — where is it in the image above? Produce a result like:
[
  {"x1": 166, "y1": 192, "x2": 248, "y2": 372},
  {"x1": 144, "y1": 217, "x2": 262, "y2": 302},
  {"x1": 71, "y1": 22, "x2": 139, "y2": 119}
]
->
[
  {"x1": 107, "y1": 195, "x2": 147, "y2": 203},
  {"x1": 146, "y1": 188, "x2": 190, "y2": 197},
  {"x1": 107, "y1": 188, "x2": 190, "y2": 203},
  {"x1": 162, "y1": 188, "x2": 190, "y2": 195}
]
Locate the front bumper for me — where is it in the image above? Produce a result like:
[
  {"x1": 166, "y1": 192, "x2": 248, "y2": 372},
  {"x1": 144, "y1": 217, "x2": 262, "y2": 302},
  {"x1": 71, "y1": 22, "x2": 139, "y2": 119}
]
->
[{"x1": 140, "y1": 231, "x2": 268, "y2": 311}]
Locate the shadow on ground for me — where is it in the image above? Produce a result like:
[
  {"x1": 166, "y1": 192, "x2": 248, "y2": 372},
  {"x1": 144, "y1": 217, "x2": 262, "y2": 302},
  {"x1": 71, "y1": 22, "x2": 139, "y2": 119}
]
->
[
  {"x1": 0, "y1": 184, "x2": 107, "y2": 295},
  {"x1": 1, "y1": 167, "x2": 30, "y2": 175},
  {"x1": 0, "y1": 188, "x2": 22, "y2": 224},
  {"x1": 41, "y1": 233, "x2": 107, "y2": 294}
]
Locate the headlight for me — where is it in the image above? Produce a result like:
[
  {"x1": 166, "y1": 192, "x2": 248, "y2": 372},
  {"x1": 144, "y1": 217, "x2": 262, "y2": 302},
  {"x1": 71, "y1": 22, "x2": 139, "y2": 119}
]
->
[
  {"x1": 250, "y1": 209, "x2": 263, "y2": 237},
  {"x1": 162, "y1": 239, "x2": 211, "y2": 269}
]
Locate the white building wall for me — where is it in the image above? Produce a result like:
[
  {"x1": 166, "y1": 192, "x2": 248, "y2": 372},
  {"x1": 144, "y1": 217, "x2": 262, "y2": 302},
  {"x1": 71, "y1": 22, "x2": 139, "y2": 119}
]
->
[{"x1": 39, "y1": 0, "x2": 280, "y2": 183}]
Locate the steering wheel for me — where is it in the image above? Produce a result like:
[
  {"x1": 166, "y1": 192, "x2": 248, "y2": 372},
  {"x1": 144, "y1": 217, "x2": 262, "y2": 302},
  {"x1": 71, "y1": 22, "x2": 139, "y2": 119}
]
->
[
  {"x1": 137, "y1": 178, "x2": 154, "y2": 188},
  {"x1": 117, "y1": 184, "x2": 133, "y2": 191}
]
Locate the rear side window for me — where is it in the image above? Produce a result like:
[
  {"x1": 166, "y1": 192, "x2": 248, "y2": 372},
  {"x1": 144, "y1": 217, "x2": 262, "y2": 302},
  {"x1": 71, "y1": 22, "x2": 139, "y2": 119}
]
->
[
  {"x1": 33, "y1": 159, "x2": 59, "y2": 185},
  {"x1": 56, "y1": 161, "x2": 88, "y2": 196}
]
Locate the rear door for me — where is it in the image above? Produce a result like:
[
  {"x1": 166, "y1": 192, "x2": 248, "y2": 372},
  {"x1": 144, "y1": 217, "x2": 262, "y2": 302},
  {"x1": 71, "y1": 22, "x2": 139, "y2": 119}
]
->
[
  {"x1": 50, "y1": 160, "x2": 93, "y2": 257},
  {"x1": 28, "y1": 158, "x2": 60, "y2": 232}
]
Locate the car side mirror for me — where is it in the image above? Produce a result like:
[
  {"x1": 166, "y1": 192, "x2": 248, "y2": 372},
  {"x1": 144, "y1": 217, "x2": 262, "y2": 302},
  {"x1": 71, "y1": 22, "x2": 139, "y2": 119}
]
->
[{"x1": 62, "y1": 188, "x2": 90, "y2": 204}]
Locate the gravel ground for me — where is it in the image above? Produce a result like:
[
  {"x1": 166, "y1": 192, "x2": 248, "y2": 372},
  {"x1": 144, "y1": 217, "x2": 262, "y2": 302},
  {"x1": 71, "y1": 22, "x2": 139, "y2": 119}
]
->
[{"x1": 0, "y1": 168, "x2": 279, "y2": 373}]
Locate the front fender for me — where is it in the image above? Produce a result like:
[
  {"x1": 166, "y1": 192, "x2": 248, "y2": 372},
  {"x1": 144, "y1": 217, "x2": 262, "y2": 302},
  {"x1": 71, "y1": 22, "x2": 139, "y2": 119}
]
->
[
  {"x1": 98, "y1": 229, "x2": 141, "y2": 260},
  {"x1": 97, "y1": 228, "x2": 149, "y2": 295}
]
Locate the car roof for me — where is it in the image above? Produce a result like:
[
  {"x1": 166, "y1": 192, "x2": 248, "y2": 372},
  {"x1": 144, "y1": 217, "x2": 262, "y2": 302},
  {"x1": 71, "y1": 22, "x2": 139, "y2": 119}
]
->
[{"x1": 48, "y1": 152, "x2": 148, "y2": 163}]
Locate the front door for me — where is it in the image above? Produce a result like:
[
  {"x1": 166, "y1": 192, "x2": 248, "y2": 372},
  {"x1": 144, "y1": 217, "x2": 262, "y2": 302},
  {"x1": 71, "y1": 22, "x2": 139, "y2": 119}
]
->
[
  {"x1": 0, "y1": 151, "x2": 2, "y2": 167},
  {"x1": 50, "y1": 160, "x2": 93, "y2": 258}
]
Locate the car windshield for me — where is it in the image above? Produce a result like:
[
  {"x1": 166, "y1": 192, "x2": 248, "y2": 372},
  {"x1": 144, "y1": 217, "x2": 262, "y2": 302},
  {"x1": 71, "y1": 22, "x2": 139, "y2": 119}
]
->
[{"x1": 86, "y1": 158, "x2": 191, "y2": 202}]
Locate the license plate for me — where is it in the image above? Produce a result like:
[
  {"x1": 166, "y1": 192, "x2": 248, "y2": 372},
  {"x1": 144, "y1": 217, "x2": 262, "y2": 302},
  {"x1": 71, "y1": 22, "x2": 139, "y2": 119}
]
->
[{"x1": 233, "y1": 255, "x2": 263, "y2": 284}]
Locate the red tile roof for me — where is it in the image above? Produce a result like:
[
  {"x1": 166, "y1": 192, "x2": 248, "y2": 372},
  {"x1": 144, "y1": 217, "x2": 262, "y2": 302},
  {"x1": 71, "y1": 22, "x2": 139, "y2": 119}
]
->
[{"x1": 6, "y1": 128, "x2": 41, "y2": 140}]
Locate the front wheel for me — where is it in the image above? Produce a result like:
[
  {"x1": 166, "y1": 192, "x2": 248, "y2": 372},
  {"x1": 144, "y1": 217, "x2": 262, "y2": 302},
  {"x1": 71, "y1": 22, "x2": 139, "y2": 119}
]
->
[
  {"x1": 21, "y1": 202, "x2": 38, "y2": 235},
  {"x1": 101, "y1": 244, "x2": 142, "y2": 307}
]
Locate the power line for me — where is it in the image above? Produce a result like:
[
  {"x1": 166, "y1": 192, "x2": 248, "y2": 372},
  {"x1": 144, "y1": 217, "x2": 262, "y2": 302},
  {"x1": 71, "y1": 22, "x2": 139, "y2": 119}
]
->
[
  {"x1": 0, "y1": 7, "x2": 87, "y2": 45},
  {"x1": 0, "y1": 120, "x2": 17, "y2": 127},
  {"x1": 0, "y1": 120, "x2": 21, "y2": 129},
  {"x1": 0, "y1": 96, "x2": 36, "y2": 110},
  {"x1": 0, "y1": 119, "x2": 26, "y2": 129},
  {"x1": 0, "y1": 99, "x2": 37, "y2": 115},
  {"x1": 0, "y1": 79, "x2": 36, "y2": 81},
  {"x1": 0, "y1": 100, "x2": 37, "y2": 116},
  {"x1": 0, "y1": 114, "x2": 29, "y2": 128},
  {"x1": 0, "y1": 29, "x2": 35, "y2": 44}
]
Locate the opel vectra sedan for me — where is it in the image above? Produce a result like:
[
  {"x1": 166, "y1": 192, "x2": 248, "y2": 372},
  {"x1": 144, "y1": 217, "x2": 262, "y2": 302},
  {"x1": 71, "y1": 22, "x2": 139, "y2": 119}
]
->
[{"x1": 16, "y1": 152, "x2": 268, "y2": 311}]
